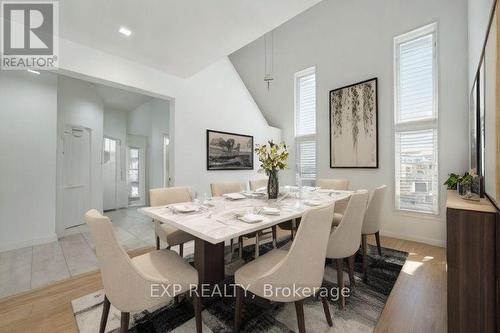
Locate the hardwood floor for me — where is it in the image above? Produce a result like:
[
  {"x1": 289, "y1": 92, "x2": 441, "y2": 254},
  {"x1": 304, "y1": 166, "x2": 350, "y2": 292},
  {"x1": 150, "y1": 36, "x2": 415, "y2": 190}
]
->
[
  {"x1": 374, "y1": 237, "x2": 447, "y2": 333},
  {"x1": 0, "y1": 237, "x2": 446, "y2": 333}
]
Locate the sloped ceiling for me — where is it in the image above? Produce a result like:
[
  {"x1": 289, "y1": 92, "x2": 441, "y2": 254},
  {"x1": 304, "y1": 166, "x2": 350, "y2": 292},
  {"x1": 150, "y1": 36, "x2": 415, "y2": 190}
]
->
[{"x1": 59, "y1": 0, "x2": 323, "y2": 78}]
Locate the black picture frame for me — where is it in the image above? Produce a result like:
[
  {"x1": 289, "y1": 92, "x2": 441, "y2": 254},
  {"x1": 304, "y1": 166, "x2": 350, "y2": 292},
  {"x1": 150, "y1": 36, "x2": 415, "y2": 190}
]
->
[
  {"x1": 470, "y1": 78, "x2": 479, "y2": 174},
  {"x1": 206, "y1": 129, "x2": 254, "y2": 171},
  {"x1": 329, "y1": 78, "x2": 379, "y2": 169}
]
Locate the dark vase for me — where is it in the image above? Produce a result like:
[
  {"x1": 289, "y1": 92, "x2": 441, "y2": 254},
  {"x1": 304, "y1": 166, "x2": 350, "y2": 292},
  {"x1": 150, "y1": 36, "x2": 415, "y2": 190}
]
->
[{"x1": 268, "y1": 170, "x2": 279, "y2": 199}]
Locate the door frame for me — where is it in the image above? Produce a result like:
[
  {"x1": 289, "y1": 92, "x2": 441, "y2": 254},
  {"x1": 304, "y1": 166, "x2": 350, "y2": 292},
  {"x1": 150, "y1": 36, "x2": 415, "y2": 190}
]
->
[{"x1": 102, "y1": 135, "x2": 121, "y2": 211}]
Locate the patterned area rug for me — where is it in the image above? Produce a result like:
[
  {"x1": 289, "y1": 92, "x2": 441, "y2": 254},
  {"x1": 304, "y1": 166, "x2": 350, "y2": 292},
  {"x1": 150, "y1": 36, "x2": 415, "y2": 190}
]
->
[{"x1": 72, "y1": 240, "x2": 408, "y2": 333}]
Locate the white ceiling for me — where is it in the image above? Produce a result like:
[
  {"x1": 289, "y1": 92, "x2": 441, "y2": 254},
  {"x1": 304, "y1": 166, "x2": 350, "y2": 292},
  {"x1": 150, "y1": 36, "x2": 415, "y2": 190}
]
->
[
  {"x1": 59, "y1": 0, "x2": 323, "y2": 78},
  {"x1": 92, "y1": 82, "x2": 153, "y2": 111}
]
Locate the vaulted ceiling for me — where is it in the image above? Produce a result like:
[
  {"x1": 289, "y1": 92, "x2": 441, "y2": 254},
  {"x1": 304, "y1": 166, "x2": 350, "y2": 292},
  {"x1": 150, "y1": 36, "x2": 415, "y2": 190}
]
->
[{"x1": 59, "y1": 0, "x2": 323, "y2": 78}]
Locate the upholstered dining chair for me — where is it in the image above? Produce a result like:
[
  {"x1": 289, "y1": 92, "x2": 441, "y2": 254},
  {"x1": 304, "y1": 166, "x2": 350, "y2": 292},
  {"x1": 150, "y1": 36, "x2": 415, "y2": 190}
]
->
[
  {"x1": 317, "y1": 178, "x2": 350, "y2": 227},
  {"x1": 234, "y1": 204, "x2": 335, "y2": 333},
  {"x1": 325, "y1": 191, "x2": 369, "y2": 309},
  {"x1": 85, "y1": 210, "x2": 202, "y2": 333},
  {"x1": 210, "y1": 182, "x2": 244, "y2": 196},
  {"x1": 149, "y1": 187, "x2": 196, "y2": 257},
  {"x1": 317, "y1": 178, "x2": 350, "y2": 190},
  {"x1": 361, "y1": 185, "x2": 387, "y2": 279},
  {"x1": 249, "y1": 178, "x2": 267, "y2": 191},
  {"x1": 210, "y1": 182, "x2": 277, "y2": 258}
]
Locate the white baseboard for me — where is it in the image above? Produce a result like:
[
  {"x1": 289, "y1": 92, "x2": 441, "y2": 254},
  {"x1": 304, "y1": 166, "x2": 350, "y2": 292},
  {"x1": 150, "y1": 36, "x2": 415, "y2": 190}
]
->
[
  {"x1": 380, "y1": 230, "x2": 446, "y2": 248},
  {"x1": 0, "y1": 233, "x2": 59, "y2": 252}
]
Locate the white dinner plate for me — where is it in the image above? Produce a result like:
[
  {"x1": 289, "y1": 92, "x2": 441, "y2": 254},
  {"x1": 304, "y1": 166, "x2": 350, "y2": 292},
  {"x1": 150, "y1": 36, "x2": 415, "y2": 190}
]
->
[
  {"x1": 303, "y1": 200, "x2": 323, "y2": 207},
  {"x1": 238, "y1": 213, "x2": 264, "y2": 223},
  {"x1": 261, "y1": 207, "x2": 280, "y2": 215}
]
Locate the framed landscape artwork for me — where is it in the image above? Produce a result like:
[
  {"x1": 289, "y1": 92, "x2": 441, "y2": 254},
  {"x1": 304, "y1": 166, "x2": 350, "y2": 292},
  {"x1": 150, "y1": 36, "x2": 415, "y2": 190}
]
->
[
  {"x1": 207, "y1": 130, "x2": 254, "y2": 170},
  {"x1": 329, "y1": 78, "x2": 378, "y2": 168}
]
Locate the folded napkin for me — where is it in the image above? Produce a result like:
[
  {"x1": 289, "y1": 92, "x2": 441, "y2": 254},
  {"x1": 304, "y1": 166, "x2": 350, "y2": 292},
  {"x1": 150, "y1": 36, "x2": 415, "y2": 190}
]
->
[
  {"x1": 171, "y1": 204, "x2": 199, "y2": 213},
  {"x1": 238, "y1": 213, "x2": 264, "y2": 223},
  {"x1": 222, "y1": 192, "x2": 246, "y2": 200},
  {"x1": 242, "y1": 191, "x2": 266, "y2": 198}
]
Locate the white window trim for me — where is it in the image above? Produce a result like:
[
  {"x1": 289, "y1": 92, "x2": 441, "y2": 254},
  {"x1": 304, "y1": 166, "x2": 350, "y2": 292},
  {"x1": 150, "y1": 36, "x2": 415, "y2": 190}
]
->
[
  {"x1": 294, "y1": 66, "x2": 317, "y2": 185},
  {"x1": 393, "y1": 22, "x2": 440, "y2": 215}
]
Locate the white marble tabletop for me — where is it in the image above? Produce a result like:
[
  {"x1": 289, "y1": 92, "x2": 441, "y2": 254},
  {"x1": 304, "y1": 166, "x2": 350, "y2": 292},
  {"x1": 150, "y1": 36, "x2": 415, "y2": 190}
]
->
[{"x1": 140, "y1": 190, "x2": 352, "y2": 244}]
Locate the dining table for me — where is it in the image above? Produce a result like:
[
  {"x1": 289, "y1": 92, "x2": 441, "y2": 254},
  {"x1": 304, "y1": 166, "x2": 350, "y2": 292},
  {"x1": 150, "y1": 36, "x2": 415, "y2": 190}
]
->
[{"x1": 140, "y1": 188, "x2": 352, "y2": 285}]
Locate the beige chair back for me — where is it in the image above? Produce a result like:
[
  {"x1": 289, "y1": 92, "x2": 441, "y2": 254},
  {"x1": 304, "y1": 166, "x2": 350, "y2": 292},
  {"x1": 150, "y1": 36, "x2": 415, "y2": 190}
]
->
[
  {"x1": 249, "y1": 179, "x2": 267, "y2": 191},
  {"x1": 149, "y1": 187, "x2": 192, "y2": 207},
  {"x1": 327, "y1": 191, "x2": 369, "y2": 259},
  {"x1": 317, "y1": 178, "x2": 349, "y2": 190},
  {"x1": 362, "y1": 185, "x2": 387, "y2": 235},
  {"x1": 85, "y1": 209, "x2": 165, "y2": 312},
  {"x1": 210, "y1": 182, "x2": 243, "y2": 196},
  {"x1": 252, "y1": 204, "x2": 335, "y2": 302}
]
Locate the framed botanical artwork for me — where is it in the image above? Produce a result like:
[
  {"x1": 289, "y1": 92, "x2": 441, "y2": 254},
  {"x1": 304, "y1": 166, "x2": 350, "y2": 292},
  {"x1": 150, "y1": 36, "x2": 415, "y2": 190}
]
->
[
  {"x1": 329, "y1": 78, "x2": 378, "y2": 168},
  {"x1": 206, "y1": 130, "x2": 254, "y2": 170}
]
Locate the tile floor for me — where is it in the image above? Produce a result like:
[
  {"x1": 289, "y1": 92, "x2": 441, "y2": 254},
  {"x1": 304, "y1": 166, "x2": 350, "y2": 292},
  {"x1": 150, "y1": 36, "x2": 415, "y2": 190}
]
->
[{"x1": 0, "y1": 207, "x2": 192, "y2": 299}]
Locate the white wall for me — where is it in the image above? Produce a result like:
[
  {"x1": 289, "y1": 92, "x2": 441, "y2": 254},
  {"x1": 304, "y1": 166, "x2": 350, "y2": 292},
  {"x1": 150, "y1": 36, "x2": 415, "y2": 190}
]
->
[
  {"x1": 230, "y1": 0, "x2": 469, "y2": 246},
  {"x1": 468, "y1": 0, "x2": 496, "y2": 89},
  {"x1": 128, "y1": 99, "x2": 170, "y2": 200},
  {"x1": 0, "y1": 71, "x2": 58, "y2": 251},
  {"x1": 57, "y1": 76, "x2": 104, "y2": 233},
  {"x1": 103, "y1": 108, "x2": 129, "y2": 208},
  {"x1": 174, "y1": 58, "x2": 282, "y2": 195}
]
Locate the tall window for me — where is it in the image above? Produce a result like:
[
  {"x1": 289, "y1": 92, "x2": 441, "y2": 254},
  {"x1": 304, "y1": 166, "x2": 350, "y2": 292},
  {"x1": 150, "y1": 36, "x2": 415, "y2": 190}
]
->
[
  {"x1": 294, "y1": 67, "x2": 316, "y2": 185},
  {"x1": 394, "y1": 23, "x2": 438, "y2": 214},
  {"x1": 128, "y1": 147, "x2": 140, "y2": 201}
]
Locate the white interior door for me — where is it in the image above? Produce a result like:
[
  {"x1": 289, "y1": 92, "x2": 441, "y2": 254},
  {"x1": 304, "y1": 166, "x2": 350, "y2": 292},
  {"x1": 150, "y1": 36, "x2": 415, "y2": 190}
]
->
[
  {"x1": 103, "y1": 137, "x2": 119, "y2": 211},
  {"x1": 62, "y1": 127, "x2": 91, "y2": 229}
]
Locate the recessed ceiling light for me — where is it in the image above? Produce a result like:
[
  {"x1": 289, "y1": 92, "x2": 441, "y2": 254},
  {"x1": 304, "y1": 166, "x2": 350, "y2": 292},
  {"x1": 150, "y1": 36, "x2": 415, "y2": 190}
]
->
[
  {"x1": 119, "y1": 26, "x2": 132, "y2": 37},
  {"x1": 27, "y1": 69, "x2": 40, "y2": 75}
]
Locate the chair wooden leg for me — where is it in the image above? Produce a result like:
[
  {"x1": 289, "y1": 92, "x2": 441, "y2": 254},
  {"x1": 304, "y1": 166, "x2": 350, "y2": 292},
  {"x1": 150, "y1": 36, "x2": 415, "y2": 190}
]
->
[
  {"x1": 99, "y1": 295, "x2": 110, "y2": 333},
  {"x1": 294, "y1": 299, "x2": 306, "y2": 333},
  {"x1": 156, "y1": 236, "x2": 160, "y2": 250},
  {"x1": 255, "y1": 233, "x2": 260, "y2": 258},
  {"x1": 272, "y1": 226, "x2": 277, "y2": 248},
  {"x1": 336, "y1": 259, "x2": 345, "y2": 310},
  {"x1": 238, "y1": 237, "x2": 243, "y2": 259},
  {"x1": 290, "y1": 229, "x2": 294, "y2": 240},
  {"x1": 375, "y1": 232, "x2": 382, "y2": 256},
  {"x1": 234, "y1": 286, "x2": 243, "y2": 333},
  {"x1": 347, "y1": 255, "x2": 355, "y2": 288},
  {"x1": 230, "y1": 238, "x2": 234, "y2": 254},
  {"x1": 120, "y1": 312, "x2": 130, "y2": 333},
  {"x1": 320, "y1": 296, "x2": 333, "y2": 327},
  {"x1": 193, "y1": 294, "x2": 202, "y2": 333},
  {"x1": 361, "y1": 234, "x2": 368, "y2": 281},
  {"x1": 179, "y1": 243, "x2": 184, "y2": 258}
]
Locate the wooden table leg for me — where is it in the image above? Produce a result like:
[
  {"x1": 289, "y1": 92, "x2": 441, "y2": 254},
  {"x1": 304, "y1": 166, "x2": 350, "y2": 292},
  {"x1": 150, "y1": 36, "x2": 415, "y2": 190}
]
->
[{"x1": 194, "y1": 238, "x2": 225, "y2": 285}]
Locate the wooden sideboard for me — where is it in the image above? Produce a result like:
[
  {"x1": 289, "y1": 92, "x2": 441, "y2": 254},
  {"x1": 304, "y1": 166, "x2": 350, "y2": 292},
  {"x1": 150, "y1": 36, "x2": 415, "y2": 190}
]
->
[{"x1": 446, "y1": 190, "x2": 498, "y2": 332}]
